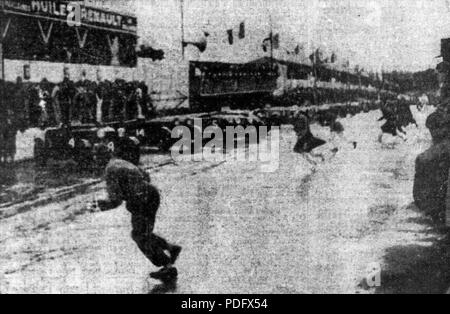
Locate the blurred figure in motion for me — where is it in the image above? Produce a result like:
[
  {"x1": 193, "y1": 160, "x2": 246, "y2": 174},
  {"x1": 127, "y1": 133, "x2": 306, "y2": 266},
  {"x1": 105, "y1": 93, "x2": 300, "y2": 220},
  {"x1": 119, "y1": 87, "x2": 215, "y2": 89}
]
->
[
  {"x1": 95, "y1": 146, "x2": 182, "y2": 282},
  {"x1": 378, "y1": 102, "x2": 407, "y2": 143},
  {"x1": 293, "y1": 112, "x2": 327, "y2": 165},
  {"x1": 329, "y1": 117, "x2": 357, "y2": 151},
  {"x1": 397, "y1": 99, "x2": 418, "y2": 129}
]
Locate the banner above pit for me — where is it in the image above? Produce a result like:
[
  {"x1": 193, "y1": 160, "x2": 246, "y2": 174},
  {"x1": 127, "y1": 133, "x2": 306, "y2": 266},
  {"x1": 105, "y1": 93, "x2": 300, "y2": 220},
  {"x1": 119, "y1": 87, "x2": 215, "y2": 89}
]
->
[{"x1": 1, "y1": 0, "x2": 137, "y2": 35}]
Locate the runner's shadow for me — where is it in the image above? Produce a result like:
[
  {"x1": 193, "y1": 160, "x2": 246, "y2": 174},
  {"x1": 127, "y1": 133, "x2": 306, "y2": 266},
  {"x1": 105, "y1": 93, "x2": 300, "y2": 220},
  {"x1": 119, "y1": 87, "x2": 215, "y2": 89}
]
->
[{"x1": 148, "y1": 278, "x2": 178, "y2": 294}]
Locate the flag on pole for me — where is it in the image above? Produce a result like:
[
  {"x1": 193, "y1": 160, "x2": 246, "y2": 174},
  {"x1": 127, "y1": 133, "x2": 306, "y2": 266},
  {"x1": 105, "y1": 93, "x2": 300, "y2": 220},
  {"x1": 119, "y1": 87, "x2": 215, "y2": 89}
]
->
[
  {"x1": 343, "y1": 59, "x2": 350, "y2": 69},
  {"x1": 272, "y1": 33, "x2": 280, "y2": 49},
  {"x1": 262, "y1": 34, "x2": 271, "y2": 52},
  {"x1": 137, "y1": 45, "x2": 165, "y2": 61},
  {"x1": 262, "y1": 32, "x2": 279, "y2": 52},
  {"x1": 182, "y1": 31, "x2": 209, "y2": 53},
  {"x1": 239, "y1": 22, "x2": 245, "y2": 39},
  {"x1": 331, "y1": 52, "x2": 337, "y2": 63},
  {"x1": 262, "y1": 37, "x2": 270, "y2": 52},
  {"x1": 227, "y1": 29, "x2": 234, "y2": 45}
]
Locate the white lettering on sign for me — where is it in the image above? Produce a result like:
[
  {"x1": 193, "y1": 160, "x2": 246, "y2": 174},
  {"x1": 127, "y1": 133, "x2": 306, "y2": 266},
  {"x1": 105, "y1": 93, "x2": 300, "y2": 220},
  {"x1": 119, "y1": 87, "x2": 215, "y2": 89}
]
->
[{"x1": 12, "y1": 1, "x2": 137, "y2": 31}]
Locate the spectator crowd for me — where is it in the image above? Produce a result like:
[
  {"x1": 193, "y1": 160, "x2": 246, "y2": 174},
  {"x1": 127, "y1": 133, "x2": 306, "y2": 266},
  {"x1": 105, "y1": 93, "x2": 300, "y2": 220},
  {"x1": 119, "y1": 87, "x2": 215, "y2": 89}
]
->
[{"x1": 0, "y1": 72, "x2": 154, "y2": 165}]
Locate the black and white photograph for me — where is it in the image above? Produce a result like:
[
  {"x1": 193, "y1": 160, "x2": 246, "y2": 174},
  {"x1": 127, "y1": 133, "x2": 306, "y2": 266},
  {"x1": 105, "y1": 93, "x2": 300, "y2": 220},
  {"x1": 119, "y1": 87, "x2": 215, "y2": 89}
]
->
[{"x1": 0, "y1": 0, "x2": 450, "y2": 296}]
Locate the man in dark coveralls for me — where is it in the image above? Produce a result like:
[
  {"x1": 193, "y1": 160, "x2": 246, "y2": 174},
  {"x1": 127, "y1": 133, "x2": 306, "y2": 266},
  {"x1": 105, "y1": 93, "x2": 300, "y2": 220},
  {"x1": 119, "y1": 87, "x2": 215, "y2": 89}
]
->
[
  {"x1": 293, "y1": 112, "x2": 326, "y2": 154},
  {"x1": 95, "y1": 147, "x2": 182, "y2": 281}
]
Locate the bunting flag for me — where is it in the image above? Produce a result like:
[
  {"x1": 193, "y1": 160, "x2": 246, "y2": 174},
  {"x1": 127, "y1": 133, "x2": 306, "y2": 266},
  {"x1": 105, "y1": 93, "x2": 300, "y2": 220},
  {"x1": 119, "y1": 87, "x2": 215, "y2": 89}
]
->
[
  {"x1": 330, "y1": 52, "x2": 337, "y2": 63},
  {"x1": 262, "y1": 36, "x2": 271, "y2": 52},
  {"x1": 227, "y1": 29, "x2": 234, "y2": 45},
  {"x1": 182, "y1": 31, "x2": 209, "y2": 53},
  {"x1": 182, "y1": 39, "x2": 207, "y2": 53},
  {"x1": 261, "y1": 32, "x2": 280, "y2": 52},
  {"x1": 75, "y1": 28, "x2": 89, "y2": 48},
  {"x1": 1, "y1": 17, "x2": 11, "y2": 40},
  {"x1": 239, "y1": 22, "x2": 245, "y2": 39},
  {"x1": 272, "y1": 33, "x2": 280, "y2": 49},
  {"x1": 37, "y1": 20, "x2": 54, "y2": 45}
]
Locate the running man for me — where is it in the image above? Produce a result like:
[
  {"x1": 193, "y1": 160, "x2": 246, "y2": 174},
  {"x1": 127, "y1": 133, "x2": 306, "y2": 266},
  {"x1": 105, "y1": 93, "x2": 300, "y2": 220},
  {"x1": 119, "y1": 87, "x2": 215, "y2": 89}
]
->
[
  {"x1": 293, "y1": 112, "x2": 327, "y2": 164},
  {"x1": 378, "y1": 102, "x2": 407, "y2": 143},
  {"x1": 397, "y1": 100, "x2": 418, "y2": 129},
  {"x1": 95, "y1": 146, "x2": 182, "y2": 282},
  {"x1": 329, "y1": 117, "x2": 358, "y2": 150}
]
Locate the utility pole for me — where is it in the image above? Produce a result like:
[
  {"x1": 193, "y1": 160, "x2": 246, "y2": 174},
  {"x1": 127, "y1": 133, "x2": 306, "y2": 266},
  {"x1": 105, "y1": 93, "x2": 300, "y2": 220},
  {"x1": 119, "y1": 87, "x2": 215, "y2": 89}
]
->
[
  {"x1": 1, "y1": 0, "x2": 5, "y2": 82},
  {"x1": 1, "y1": 1, "x2": 6, "y2": 116},
  {"x1": 264, "y1": 0, "x2": 273, "y2": 65},
  {"x1": 180, "y1": 0, "x2": 185, "y2": 60},
  {"x1": 0, "y1": 37, "x2": 4, "y2": 82},
  {"x1": 269, "y1": 14, "x2": 273, "y2": 62}
]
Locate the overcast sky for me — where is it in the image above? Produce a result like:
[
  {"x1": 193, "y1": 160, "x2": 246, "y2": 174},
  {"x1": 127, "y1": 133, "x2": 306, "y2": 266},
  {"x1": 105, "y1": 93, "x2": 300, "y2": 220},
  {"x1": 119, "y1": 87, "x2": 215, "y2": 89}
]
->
[{"x1": 124, "y1": 0, "x2": 450, "y2": 72}]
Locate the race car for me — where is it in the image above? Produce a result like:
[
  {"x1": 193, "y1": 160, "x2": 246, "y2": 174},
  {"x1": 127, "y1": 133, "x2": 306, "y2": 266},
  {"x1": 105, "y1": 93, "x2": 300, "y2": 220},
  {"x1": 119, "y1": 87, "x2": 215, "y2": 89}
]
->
[{"x1": 34, "y1": 124, "x2": 118, "y2": 168}]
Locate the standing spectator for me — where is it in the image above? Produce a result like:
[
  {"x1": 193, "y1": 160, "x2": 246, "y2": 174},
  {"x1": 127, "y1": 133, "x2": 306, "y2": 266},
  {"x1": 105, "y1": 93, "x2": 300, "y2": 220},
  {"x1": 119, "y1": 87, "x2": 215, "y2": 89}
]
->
[
  {"x1": 124, "y1": 82, "x2": 138, "y2": 121},
  {"x1": 111, "y1": 79, "x2": 127, "y2": 122},
  {"x1": 51, "y1": 83, "x2": 63, "y2": 126},
  {"x1": 139, "y1": 81, "x2": 152, "y2": 119},
  {"x1": 59, "y1": 77, "x2": 76, "y2": 125},
  {"x1": 51, "y1": 69, "x2": 77, "y2": 126},
  {"x1": 2, "y1": 109, "x2": 18, "y2": 164},
  {"x1": 96, "y1": 79, "x2": 113, "y2": 123},
  {"x1": 11, "y1": 77, "x2": 29, "y2": 131}
]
